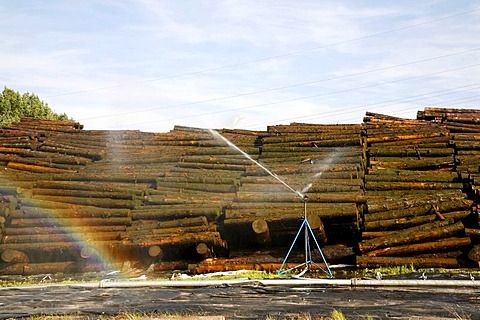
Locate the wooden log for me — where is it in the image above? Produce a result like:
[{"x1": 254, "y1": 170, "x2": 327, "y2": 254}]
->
[
  {"x1": 254, "y1": 172, "x2": 364, "y2": 182},
  {"x1": 0, "y1": 149, "x2": 89, "y2": 166},
  {"x1": 153, "y1": 261, "x2": 190, "y2": 272},
  {"x1": 32, "y1": 180, "x2": 145, "y2": 195},
  {"x1": 29, "y1": 188, "x2": 139, "y2": 200},
  {"x1": 465, "y1": 228, "x2": 480, "y2": 238},
  {"x1": 9, "y1": 216, "x2": 132, "y2": 228},
  {"x1": 365, "y1": 237, "x2": 471, "y2": 257},
  {"x1": 166, "y1": 167, "x2": 243, "y2": 178},
  {"x1": 452, "y1": 133, "x2": 480, "y2": 141},
  {"x1": 127, "y1": 216, "x2": 208, "y2": 232},
  {"x1": 308, "y1": 213, "x2": 327, "y2": 244},
  {"x1": 368, "y1": 136, "x2": 450, "y2": 148},
  {"x1": 359, "y1": 220, "x2": 464, "y2": 253},
  {"x1": 2, "y1": 231, "x2": 121, "y2": 244},
  {"x1": 252, "y1": 218, "x2": 271, "y2": 245},
  {"x1": 12, "y1": 207, "x2": 131, "y2": 219},
  {"x1": 262, "y1": 133, "x2": 361, "y2": 144},
  {"x1": 368, "y1": 148, "x2": 452, "y2": 158},
  {"x1": 259, "y1": 150, "x2": 362, "y2": 160},
  {"x1": 235, "y1": 191, "x2": 364, "y2": 203},
  {"x1": 245, "y1": 163, "x2": 361, "y2": 176},
  {"x1": 364, "y1": 211, "x2": 470, "y2": 231},
  {"x1": 423, "y1": 107, "x2": 480, "y2": 115},
  {"x1": 39, "y1": 144, "x2": 104, "y2": 160},
  {"x1": 364, "y1": 199, "x2": 473, "y2": 222},
  {"x1": 148, "y1": 245, "x2": 163, "y2": 258},
  {"x1": 356, "y1": 256, "x2": 464, "y2": 268},
  {"x1": 49, "y1": 173, "x2": 157, "y2": 184},
  {"x1": 0, "y1": 261, "x2": 106, "y2": 276},
  {"x1": 263, "y1": 138, "x2": 361, "y2": 148},
  {"x1": 445, "y1": 123, "x2": 480, "y2": 133},
  {"x1": 452, "y1": 141, "x2": 480, "y2": 150},
  {"x1": 361, "y1": 231, "x2": 397, "y2": 239},
  {"x1": 130, "y1": 205, "x2": 222, "y2": 221},
  {"x1": 267, "y1": 123, "x2": 362, "y2": 134},
  {"x1": 3, "y1": 225, "x2": 127, "y2": 236},
  {"x1": 239, "y1": 183, "x2": 360, "y2": 193},
  {"x1": 0, "y1": 241, "x2": 82, "y2": 255},
  {"x1": 18, "y1": 116, "x2": 82, "y2": 127},
  {"x1": 180, "y1": 155, "x2": 252, "y2": 166},
  {"x1": 1, "y1": 249, "x2": 29, "y2": 263},
  {"x1": 115, "y1": 232, "x2": 227, "y2": 250},
  {"x1": 158, "y1": 175, "x2": 240, "y2": 186},
  {"x1": 197, "y1": 254, "x2": 283, "y2": 266},
  {"x1": 227, "y1": 202, "x2": 358, "y2": 217},
  {"x1": 6, "y1": 162, "x2": 77, "y2": 174},
  {"x1": 176, "y1": 162, "x2": 247, "y2": 171},
  {"x1": 196, "y1": 242, "x2": 213, "y2": 258},
  {"x1": 27, "y1": 195, "x2": 141, "y2": 209},
  {"x1": 144, "y1": 193, "x2": 235, "y2": 206},
  {"x1": 365, "y1": 192, "x2": 467, "y2": 214},
  {"x1": 156, "y1": 181, "x2": 238, "y2": 193},
  {"x1": 121, "y1": 225, "x2": 217, "y2": 239},
  {"x1": 366, "y1": 190, "x2": 466, "y2": 198},
  {"x1": 445, "y1": 113, "x2": 480, "y2": 124},
  {"x1": 365, "y1": 170, "x2": 459, "y2": 182},
  {"x1": 468, "y1": 245, "x2": 480, "y2": 262},
  {"x1": 365, "y1": 181, "x2": 462, "y2": 191},
  {"x1": 190, "y1": 262, "x2": 328, "y2": 274},
  {"x1": 367, "y1": 132, "x2": 447, "y2": 144},
  {"x1": 369, "y1": 157, "x2": 455, "y2": 170}
]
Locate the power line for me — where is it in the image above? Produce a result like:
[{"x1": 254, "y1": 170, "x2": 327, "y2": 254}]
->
[
  {"x1": 341, "y1": 95, "x2": 480, "y2": 123},
  {"x1": 46, "y1": 7, "x2": 480, "y2": 99},
  {"x1": 104, "y1": 83, "x2": 480, "y2": 127},
  {"x1": 243, "y1": 83, "x2": 480, "y2": 128},
  {"x1": 78, "y1": 47, "x2": 480, "y2": 122}
]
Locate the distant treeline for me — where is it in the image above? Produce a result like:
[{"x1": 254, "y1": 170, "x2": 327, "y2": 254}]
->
[{"x1": 0, "y1": 87, "x2": 71, "y2": 127}]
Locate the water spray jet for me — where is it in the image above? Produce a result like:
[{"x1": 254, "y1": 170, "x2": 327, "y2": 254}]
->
[{"x1": 208, "y1": 129, "x2": 332, "y2": 278}]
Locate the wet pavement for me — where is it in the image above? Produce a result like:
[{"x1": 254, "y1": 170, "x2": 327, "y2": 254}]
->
[{"x1": 1, "y1": 280, "x2": 480, "y2": 319}]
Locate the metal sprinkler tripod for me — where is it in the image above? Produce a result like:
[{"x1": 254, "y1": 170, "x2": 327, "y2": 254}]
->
[{"x1": 277, "y1": 195, "x2": 333, "y2": 277}]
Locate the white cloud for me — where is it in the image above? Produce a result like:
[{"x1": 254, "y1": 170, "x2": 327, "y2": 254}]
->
[{"x1": 1, "y1": 1, "x2": 479, "y2": 133}]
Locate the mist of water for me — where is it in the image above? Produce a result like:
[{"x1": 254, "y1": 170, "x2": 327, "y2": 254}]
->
[
  {"x1": 299, "y1": 151, "x2": 338, "y2": 194},
  {"x1": 208, "y1": 129, "x2": 305, "y2": 199}
]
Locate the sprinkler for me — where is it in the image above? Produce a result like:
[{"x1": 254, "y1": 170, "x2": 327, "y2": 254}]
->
[
  {"x1": 277, "y1": 193, "x2": 333, "y2": 278},
  {"x1": 208, "y1": 129, "x2": 332, "y2": 278}
]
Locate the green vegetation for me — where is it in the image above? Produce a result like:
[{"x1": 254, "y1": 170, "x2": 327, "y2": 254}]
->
[
  {"x1": 185, "y1": 270, "x2": 287, "y2": 281},
  {"x1": 363, "y1": 264, "x2": 417, "y2": 277},
  {"x1": 330, "y1": 309, "x2": 346, "y2": 320},
  {"x1": 0, "y1": 86, "x2": 70, "y2": 127}
]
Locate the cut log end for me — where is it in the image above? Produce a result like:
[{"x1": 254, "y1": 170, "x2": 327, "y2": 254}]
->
[
  {"x1": 148, "y1": 245, "x2": 163, "y2": 259},
  {"x1": 252, "y1": 219, "x2": 271, "y2": 245},
  {"x1": 1, "y1": 249, "x2": 29, "y2": 263},
  {"x1": 196, "y1": 243, "x2": 212, "y2": 258}
]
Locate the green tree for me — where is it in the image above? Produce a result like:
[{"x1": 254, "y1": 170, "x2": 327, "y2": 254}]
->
[{"x1": 0, "y1": 87, "x2": 70, "y2": 127}]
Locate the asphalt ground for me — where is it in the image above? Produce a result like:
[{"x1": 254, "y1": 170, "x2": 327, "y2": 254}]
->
[{"x1": 1, "y1": 280, "x2": 479, "y2": 319}]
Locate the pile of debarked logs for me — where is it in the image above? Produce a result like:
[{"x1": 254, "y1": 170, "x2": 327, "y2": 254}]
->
[{"x1": 0, "y1": 108, "x2": 479, "y2": 276}]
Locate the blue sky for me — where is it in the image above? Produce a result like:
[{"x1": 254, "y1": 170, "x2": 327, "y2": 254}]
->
[{"x1": 1, "y1": 1, "x2": 479, "y2": 132}]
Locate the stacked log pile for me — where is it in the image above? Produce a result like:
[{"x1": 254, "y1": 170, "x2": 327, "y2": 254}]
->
[
  {"x1": 360, "y1": 112, "x2": 478, "y2": 268},
  {"x1": 1, "y1": 109, "x2": 479, "y2": 275},
  {"x1": 417, "y1": 107, "x2": 480, "y2": 265},
  {"x1": 220, "y1": 123, "x2": 364, "y2": 269},
  {"x1": 0, "y1": 120, "x2": 238, "y2": 274},
  {"x1": 418, "y1": 107, "x2": 480, "y2": 197}
]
